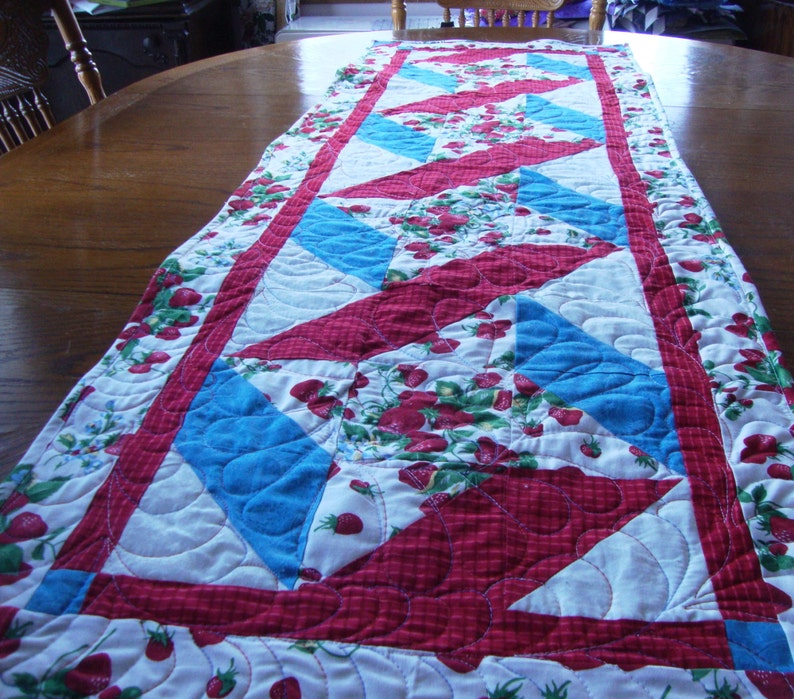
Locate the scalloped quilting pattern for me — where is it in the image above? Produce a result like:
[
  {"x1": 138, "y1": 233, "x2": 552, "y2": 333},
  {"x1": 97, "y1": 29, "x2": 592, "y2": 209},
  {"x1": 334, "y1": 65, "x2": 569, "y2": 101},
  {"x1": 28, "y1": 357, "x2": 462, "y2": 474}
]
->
[{"x1": 2, "y1": 40, "x2": 794, "y2": 699}]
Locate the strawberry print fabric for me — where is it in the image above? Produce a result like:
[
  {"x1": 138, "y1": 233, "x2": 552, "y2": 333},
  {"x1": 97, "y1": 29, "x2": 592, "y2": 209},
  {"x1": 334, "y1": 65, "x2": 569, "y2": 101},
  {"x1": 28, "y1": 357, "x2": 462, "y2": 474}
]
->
[{"x1": 2, "y1": 39, "x2": 794, "y2": 698}]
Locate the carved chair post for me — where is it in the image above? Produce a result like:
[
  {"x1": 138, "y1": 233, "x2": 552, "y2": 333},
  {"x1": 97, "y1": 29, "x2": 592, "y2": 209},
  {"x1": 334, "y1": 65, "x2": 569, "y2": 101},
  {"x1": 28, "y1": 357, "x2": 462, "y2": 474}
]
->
[{"x1": 49, "y1": 0, "x2": 105, "y2": 104}]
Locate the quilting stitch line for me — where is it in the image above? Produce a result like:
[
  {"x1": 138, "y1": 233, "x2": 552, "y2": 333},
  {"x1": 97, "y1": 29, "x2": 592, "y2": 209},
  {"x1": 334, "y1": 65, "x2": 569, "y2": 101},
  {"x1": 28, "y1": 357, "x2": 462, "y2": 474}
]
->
[
  {"x1": 586, "y1": 51, "x2": 791, "y2": 625},
  {"x1": 50, "y1": 48, "x2": 412, "y2": 575}
]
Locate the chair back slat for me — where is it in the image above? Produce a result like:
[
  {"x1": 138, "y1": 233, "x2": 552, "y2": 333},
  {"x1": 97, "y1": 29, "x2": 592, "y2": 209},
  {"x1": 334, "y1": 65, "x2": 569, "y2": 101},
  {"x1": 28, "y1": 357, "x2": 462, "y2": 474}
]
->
[
  {"x1": 394, "y1": 0, "x2": 607, "y2": 31},
  {"x1": 0, "y1": 0, "x2": 104, "y2": 155}
]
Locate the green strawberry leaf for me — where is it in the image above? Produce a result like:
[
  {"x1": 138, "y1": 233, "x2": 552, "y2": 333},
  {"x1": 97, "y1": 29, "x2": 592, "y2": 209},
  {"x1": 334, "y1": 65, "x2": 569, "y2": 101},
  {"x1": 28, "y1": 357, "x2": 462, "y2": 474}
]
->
[
  {"x1": 11, "y1": 671, "x2": 39, "y2": 694},
  {"x1": 472, "y1": 413, "x2": 508, "y2": 429},
  {"x1": 0, "y1": 545, "x2": 23, "y2": 574},
  {"x1": 342, "y1": 423, "x2": 370, "y2": 441},
  {"x1": 31, "y1": 543, "x2": 45, "y2": 561},
  {"x1": 463, "y1": 391, "x2": 500, "y2": 408},
  {"x1": 518, "y1": 453, "x2": 539, "y2": 469},
  {"x1": 26, "y1": 478, "x2": 68, "y2": 503}
]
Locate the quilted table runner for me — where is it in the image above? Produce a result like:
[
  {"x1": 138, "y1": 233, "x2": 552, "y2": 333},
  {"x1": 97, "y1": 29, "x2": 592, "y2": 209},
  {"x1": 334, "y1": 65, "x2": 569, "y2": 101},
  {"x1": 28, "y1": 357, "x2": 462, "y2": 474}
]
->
[{"x1": 2, "y1": 39, "x2": 794, "y2": 698}]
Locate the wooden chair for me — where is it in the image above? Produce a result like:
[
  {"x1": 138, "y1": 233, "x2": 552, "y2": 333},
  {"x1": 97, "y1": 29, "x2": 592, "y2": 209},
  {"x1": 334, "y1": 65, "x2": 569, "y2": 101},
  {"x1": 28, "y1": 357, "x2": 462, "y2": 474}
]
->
[
  {"x1": 392, "y1": 0, "x2": 607, "y2": 31},
  {"x1": 0, "y1": 0, "x2": 105, "y2": 154}
]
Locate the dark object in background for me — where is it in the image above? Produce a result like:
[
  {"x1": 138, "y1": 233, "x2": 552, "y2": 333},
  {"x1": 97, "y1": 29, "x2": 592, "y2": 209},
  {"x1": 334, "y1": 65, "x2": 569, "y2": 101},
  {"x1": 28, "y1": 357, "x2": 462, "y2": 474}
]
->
[{"x1": 42, "y1": 0, "x2": 239, "y2": 122}]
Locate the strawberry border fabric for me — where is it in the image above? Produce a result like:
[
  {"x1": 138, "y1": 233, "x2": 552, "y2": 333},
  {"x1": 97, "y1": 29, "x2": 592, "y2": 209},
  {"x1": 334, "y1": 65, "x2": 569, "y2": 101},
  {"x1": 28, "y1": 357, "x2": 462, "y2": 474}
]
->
[{"x1": 2, "y1": 39, "x2": 794, "y2": 698}]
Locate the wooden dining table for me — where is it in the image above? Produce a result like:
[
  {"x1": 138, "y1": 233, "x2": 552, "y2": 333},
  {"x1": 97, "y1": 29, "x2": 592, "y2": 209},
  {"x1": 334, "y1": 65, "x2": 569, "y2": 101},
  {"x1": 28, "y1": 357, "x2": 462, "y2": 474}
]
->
[{"x1": 0, "y1": 27, "x2": 792, "y2": 476}]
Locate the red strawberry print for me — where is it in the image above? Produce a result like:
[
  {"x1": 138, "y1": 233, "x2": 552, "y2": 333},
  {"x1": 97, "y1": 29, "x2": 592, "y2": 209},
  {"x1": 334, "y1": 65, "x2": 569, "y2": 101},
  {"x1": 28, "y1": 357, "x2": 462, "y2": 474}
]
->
[
  {"x1": 349, "y1": 480, "x2": 380, "y2": 498},
  {"x1": 432, "y1": 404, "x2": 475, "y2": 430},
  {"x1": 770, "y1": 516, "x2": 794, "y2": 544},
  {"x1": 741, "y1": 434, "x2": 790, "y2": 464},
  {"x1": 347, "y1": 372, "x2": 369, "y2": 398},
  {"x1": 377, "y1": 406, "x2": 425, "y2": 434},
  {"x1": 0, "y1": 491, "x2": 30, "y2": 515},
  {"x1": 190, "y1": 628, "x2": 226, "y2": 647},
  {"x1": 315, "y1": 513, "x2": 363, "y2": 535},
  {"x1": 513, "y1": 373, "x2": 541, "y2": 396},
  {"x1": 64, "y1": 653, "x2": 112, "y2": 696},
  {"x1": 326, "y1": 462, "x2": 341, "y2": 479},
  {"x1": 420, "y1": 492, "x2": 451, "y2": 514},
  {"x1": 0, "y1": 512, "x2": 47, "y2": 543},
  {"x1": 398, "y1": 462, "x2": 439, "y2": 491},
  {"x1": 298, "y1": 567, "x2": 322, "y2": 582},
  {"x1": 580, "y1": 437, "x2": 602, "y2": 458},
  {"x1": 144, "y1": 351, "x2": 170, "y2": 365},
  {"x1": 679, "y1": 259, "x2": 704, "y2": 273},
  {"x1": 168, "y1": 288, "x2": 202, "y2": 308},
  {"x1": 206, "y1": 660, "x2": 237, "y2": 698},
  {"x1": 397, "y1": 390, "x2": 438, "y2": 409},
  {"x1": 270, "y1": 677, "x2": 302, "y2": 699},
  {"x1": 405, "y1": 431, "x2": 448, "y2": 453},
  {"x1": 770, "y1": 542, "x2": 789, "y2": 557},
  {"x1": 290, "y1": 379, "x2": 324, "y2": 403},
  {"x1": 98, "y1": 686, "x2": 123, "y2": 699},
  {"x1": 629, "y1": 445, "x2": 657, "y2": 470},
  {"x1": 307, "y1": 395, "x2": 341, "y2": 420},
  {"x1": 493, "y1": 389, "x2": 512, "y2": 411},
  {"x1": 174, "y1": 314, "x2": 199, "y2": 328},
  {"x1": 435, "y1": 212, "x2": 469, "y2": 230},
  {"x1": 475, "y1": 437, "x2": 518, "y2": 467},
  {"x1": 522, "y1": 423, "x2": 543, "y2": 438},
  {"x1": 473, "y1": 372, "x2": 501, "y2": 388},
  {"x1": 475, "y1": 320, "x2": 511, "y2": 341},
  {"x1": 397, "y1": 364, "x2": 428, "y2": 388},
  {"x1": 155, "y1": 327, "x2": 181, "y2": 341},
  {"x1": 725, "y1": 312, "x2": 755, "y2": 337},
  {"x1": 427, "y1": 334, "x2": 460, "y2": 354},
  {"x1": 548, "y1": 407, "x2": 583, "y2": 426},
  {"x1": 746, "y1": 670, "x2": 794, "y2": 699},
  {"x1": 160, "y1": 271, "x2": 184, "y2": 288},
  {"x1": 145, "y1": 625, "x2": 174, "y2": 661},
  {"x1": 480, "y1": 230, "x2": 505, "y2": 244},
  {"x1": 769, "y1": 463, "x2": 794, "y2": 480}
]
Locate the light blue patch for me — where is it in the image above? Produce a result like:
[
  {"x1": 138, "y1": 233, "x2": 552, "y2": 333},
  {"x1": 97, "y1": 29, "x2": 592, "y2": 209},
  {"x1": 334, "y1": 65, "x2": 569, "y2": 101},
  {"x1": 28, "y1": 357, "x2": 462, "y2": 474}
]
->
[
  {"x1": 174, "y1": 360, "x2": 333, "y2": 588},
  {"x1": 26, "y1": 569, "x2": 95, "y2": 615},
  {"x1": 725, "y1": 620, "x2": 794, "y2": 671},
  {"x1": 294, "y1": 199, "x2": 396, "y2": 289},
  {"x1": 357, "y1": 113, "x2": 437, "y2": 163},
  {"x1": 517, "y1": 168, "x2": 627, "y2": 246},
  {"x1": 398, "y1": 63, "x2": 458, "y2": 93},
  {"x1": 526, "y1": 53, "x2": 594, "y2": 81},
  {"x1": 515, "y1": 298, "x2": 684, "y2": 474},
  {"x1": 526, "y1": 94, "x2": 605, "y2": 142}
]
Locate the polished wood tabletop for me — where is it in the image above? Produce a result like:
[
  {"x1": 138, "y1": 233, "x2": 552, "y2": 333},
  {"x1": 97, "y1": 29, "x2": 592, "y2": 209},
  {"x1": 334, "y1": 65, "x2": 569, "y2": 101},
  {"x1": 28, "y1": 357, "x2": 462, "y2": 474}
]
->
[{"x1": 1, "y1": 27, "x2": 793, "y2": 474}]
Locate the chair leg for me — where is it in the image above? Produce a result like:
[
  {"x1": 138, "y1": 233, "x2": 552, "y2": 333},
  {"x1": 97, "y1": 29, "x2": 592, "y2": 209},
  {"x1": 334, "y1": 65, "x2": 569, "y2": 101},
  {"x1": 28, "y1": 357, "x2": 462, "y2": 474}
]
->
[
  {"x1": 589, "y1": 0, "x2": 607, "y2": 30},
  {"x1": 391, "y1": 0, "x2": 406, "y2": 30},
  {"x1": 49, "y1": 0, "x2": 106, "y2": 105}
]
